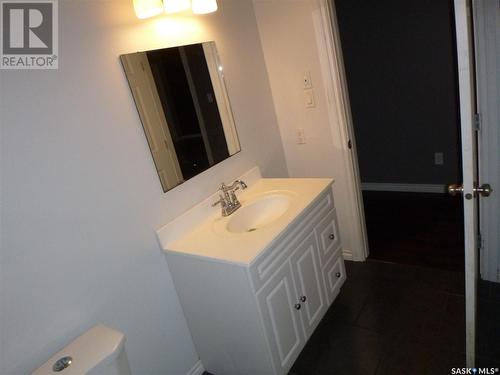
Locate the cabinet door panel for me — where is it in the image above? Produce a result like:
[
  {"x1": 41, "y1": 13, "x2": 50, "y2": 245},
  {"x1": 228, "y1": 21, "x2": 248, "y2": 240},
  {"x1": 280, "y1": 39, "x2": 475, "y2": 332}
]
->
[
  {"x1": 257, "y1": 262, "x2": 303, "y2": 373},
  {"x1": 322, "y1": 255, "x2": 346, "y2": 305},
  {"x1": 291, "y1": 232, "x2": 327, "y2": 339},
  {"x1": 316, "y1": 209, "x2": 341, "y2": 266}
]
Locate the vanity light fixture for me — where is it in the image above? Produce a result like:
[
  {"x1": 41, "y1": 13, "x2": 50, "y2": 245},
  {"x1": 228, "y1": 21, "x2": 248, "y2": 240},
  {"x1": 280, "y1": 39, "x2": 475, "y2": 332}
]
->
[
  {"x1": 191, "y1": 0, "x2": 217, "y2": 14},
  {"x1": 133, "y1": 0, "x2": 217, "y2": 18},
  {"x1": 164, "y1": 0, "x2": 191, "y2": 14},
  {"x1": 133, "y1": 0, "x2": 164, "y2": 19}
]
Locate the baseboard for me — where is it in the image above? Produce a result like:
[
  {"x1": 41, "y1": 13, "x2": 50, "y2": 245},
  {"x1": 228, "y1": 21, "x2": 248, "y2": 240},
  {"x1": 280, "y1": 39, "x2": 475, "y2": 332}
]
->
[
  {"x1": 187, "y1": 360, "x2": 205, "y2": 375},
  {"x1": 361, "y1": 183, "x2": 446, "y2": 194},
  {"x1": 342, "y1": 249, "x2": 353, "y2": 261}
]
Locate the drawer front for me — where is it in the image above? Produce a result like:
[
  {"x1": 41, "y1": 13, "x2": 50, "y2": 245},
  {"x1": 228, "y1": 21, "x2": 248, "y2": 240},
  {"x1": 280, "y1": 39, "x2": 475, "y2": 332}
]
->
[
  {"x1": 249, "y1": 191, "x2": 334, "y2": 293},
  {"x1": 322, "y1": 253, "x2": 346, "y2": 305},
  {"x1": 315, "y1": 209, "x2": 341, "y2": 267}
]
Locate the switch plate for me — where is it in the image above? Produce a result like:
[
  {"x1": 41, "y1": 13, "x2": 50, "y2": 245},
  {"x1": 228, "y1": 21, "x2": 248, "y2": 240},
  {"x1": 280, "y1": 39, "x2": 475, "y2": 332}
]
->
[
  {"x1": 304, "y1": 88, "x2": 315, "y2": 108},
  {"x1": 434, "y1": 152, "x2": 444, "y2": 165},
  {"x1": 296, "y1": 128, "x2": 306, "y2": 144},
  {"x1": 303, "y1": 71, "x2": 312, "y2": 88}
]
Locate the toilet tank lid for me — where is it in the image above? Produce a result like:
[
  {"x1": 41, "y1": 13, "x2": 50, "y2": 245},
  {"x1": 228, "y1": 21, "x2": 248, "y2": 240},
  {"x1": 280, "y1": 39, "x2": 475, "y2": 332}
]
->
[{"x1": 32, "y1": 325, "x2": 126, "y2": 375}]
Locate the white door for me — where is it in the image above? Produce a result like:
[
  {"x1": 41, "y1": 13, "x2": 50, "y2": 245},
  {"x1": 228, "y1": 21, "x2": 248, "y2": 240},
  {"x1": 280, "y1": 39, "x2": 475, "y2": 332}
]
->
[
  {"x1": 290, "y1": 232, "x2": 327, "y2": 339},
  {"x1": 256, "y1": 262, "x2": 304, "y2": 374},
  {"x1": 121, "y1": 53, "x2": 184, "y2": 191},
  {"x1": 452, "y1": 0, "x2": 493, "y2": 367},
  {"x1": 474, "y1": 0, "x2": 500, "y2": 284}
]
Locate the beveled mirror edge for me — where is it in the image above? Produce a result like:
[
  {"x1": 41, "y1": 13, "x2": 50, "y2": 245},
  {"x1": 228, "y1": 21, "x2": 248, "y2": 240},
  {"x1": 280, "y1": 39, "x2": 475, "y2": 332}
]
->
[{"x1": 120, "y1": 41, "x2": 242, "y2": 194}]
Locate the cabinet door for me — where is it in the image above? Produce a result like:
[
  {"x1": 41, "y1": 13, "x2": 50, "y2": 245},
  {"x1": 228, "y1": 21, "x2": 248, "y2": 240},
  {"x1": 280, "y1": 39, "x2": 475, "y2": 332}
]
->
[
  {"x1": 322, "y1": 255, "x2": 346, "y2": 305},
  {"x1": 290, "y1": 232, "x2": 327, "y2": 339},
  {"x1": 257, "y1": 262, "x2": 304, "y2": 374}
]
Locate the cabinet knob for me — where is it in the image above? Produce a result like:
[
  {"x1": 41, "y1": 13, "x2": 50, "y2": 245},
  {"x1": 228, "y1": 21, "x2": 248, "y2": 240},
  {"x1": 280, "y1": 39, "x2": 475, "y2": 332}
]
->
[
  {"x1": 300, "y1": 296, "x2": 307, "y2": 302},
  {"x1": 329, "y1": 233, "x2": 335, "y2": 240},
  {"x1": 294, "y1": 303, "x2": 301, "y2": 310},
  {"x1": 335, "y1": 272, "x2": 341, "y2": 278}
]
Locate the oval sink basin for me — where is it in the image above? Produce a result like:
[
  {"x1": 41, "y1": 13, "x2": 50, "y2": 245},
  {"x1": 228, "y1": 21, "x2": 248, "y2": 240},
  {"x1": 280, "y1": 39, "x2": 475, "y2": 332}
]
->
[{"x1": 226, "y1": 193, "x2": 292, "y2": 233}]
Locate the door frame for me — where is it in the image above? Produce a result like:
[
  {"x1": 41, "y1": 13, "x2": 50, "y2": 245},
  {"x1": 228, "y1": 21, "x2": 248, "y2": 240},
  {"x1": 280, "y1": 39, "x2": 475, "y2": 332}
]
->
[
  {"x1": 454, "y1": 0, "x2": 478, "y2": 366},
  {"x1": 313, "y1": 0, "x2": 369, "y2": 261},
  {"x1": 473, "y1": 0, "x2": 500, "y2": 283}
]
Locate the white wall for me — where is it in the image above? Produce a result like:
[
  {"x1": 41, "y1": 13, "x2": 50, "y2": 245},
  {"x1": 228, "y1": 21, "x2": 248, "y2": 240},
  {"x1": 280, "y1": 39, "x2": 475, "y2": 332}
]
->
[
  {"x1": 253, "y1": 0, "x2": 366, "y2": 260},
  {"x1": 0, "y1": 1, "x2": 288, "y2": 373}
]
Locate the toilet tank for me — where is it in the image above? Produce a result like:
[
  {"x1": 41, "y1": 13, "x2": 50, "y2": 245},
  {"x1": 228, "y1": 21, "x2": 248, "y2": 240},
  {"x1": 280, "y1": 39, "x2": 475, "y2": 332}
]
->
[{"x1": 32, "y1": 325, "x2": 131, "y2": 375}]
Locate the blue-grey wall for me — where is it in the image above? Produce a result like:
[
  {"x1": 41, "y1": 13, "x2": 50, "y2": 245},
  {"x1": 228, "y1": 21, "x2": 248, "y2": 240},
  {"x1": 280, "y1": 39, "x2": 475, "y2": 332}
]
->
[{"x1": 336, "y1": 0, "x2": 462, "y2": 185}]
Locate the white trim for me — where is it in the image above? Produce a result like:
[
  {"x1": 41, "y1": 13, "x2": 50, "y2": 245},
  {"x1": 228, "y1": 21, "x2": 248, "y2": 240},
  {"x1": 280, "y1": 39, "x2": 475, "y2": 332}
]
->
[
  {"x1": 361, "y1": 183, "x2": 446, "y2": 194},
  {"x1": 474, "y1": 0, "x2": 500, "y2": 283},
  {"x1": 186, "y1": 360, "x2": 205, "y2": 375},
  {"x1": 202, "y1": 42, "x2": 240, "y2": 155},
  {"x1": 454, "y1": 0, "x2": 477, "y2": 368},
  {"x1": 342, "y1": 249, "x2": 353, "y2": 261},
  {"x1": 313, "y1": 0, "x2": 369, "y2": 261}
]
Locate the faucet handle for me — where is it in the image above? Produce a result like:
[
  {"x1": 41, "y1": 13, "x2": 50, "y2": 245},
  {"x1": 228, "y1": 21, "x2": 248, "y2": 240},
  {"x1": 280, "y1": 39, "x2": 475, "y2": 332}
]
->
[
  {"x1": 211, "y1": 194, "x2": 226, "y2": 208},
  {"x1": 230, "y1": 190, "x2": 239, "y2": 203}
]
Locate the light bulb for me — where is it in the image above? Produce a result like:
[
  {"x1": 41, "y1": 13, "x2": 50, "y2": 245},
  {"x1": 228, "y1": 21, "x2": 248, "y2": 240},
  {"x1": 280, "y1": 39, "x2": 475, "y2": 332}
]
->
[
  {"x1": 133, "y1": 0, "x2": 163, "y2": 19},
  {"x1": 191, "y1": 0, "x2": 217, "y2": 15},
  {"x1": 164, "y1": 0, "x2": 191, "y2": 14}
]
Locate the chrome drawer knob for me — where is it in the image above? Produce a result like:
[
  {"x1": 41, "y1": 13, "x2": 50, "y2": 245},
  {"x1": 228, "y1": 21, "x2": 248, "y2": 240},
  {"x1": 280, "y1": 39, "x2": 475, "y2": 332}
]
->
[
  {"x1": 335, "y1": 272, "x2": 341, "y2": 278},
  {"x1": 329, "y1": 233, "x2": 335, "y2": 240},
  {"x1": 53, "y1": 356, "x2": 73, "y2": 372},
  {"x1": 300, "y1": 296, "x2": 307, "y2": 302},
  {"x1": 294, "y1": 303, "x2": 301, "y2": 310}
]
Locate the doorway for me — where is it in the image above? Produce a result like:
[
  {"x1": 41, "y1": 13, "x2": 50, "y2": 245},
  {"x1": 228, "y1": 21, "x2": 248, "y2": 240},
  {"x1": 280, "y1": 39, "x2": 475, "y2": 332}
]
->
[{"x1": 334, "y1": 0, "x2": 465, "y2": 272}]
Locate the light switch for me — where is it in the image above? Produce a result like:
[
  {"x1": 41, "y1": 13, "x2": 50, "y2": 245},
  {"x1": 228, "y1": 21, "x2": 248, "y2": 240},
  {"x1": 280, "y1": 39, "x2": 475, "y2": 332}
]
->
[
  {"x1": 304, "y1": 88, "x2": 315, "y2": 108},
  {"x1": 296, "y1": 128, "x2": 306, "y2": 144}
]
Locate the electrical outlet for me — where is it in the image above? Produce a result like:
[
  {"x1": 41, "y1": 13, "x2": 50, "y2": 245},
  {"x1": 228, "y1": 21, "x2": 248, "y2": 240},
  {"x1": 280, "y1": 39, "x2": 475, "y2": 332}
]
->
[
  {"x1": 434, "y1": 152, "x2": 444, "y2": 165},
  {"x1": 304, "y1": 89, "x2": 315, "y2": 108}
]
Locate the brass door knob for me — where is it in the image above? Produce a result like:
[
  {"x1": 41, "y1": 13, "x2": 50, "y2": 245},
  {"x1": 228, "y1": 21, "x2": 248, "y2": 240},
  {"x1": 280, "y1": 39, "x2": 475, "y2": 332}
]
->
[
  {"x1": 448, "y1": 184, "x2": 464, "y2": 196},
  {"x1": 474, "y1": 183, "x2": 492, "y2": 197}
]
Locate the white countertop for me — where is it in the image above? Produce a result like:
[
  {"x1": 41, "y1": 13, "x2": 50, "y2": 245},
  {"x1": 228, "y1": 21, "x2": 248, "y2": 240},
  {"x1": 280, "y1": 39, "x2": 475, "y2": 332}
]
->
[{"x1": 160, "y1": 177, "x2": 333, "y2": 266}]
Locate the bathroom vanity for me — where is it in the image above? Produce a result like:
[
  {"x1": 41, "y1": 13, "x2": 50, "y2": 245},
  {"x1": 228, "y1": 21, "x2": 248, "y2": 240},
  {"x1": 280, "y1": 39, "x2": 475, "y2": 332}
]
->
[{"x1": 157, "y1": 169, "x2": 346, "y2": 375}]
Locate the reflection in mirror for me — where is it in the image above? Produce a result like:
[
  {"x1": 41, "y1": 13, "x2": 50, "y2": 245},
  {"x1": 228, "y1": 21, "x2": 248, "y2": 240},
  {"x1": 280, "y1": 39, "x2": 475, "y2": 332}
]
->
[{"x1": 121, "y1": 42, "x2": 241, "y2": 192}]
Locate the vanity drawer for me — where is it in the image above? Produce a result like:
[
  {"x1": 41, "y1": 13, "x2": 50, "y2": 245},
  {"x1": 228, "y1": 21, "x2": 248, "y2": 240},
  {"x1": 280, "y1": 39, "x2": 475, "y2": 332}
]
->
[
  {"x1": 322, "y1": 252, "x2": 346, "y2": 305},
  {"x1": 315, "y1": 209, "x2": 341, "y2": 267},
  {"x1": 249, "y1": 191, "x2": 334, "y2": 293}
]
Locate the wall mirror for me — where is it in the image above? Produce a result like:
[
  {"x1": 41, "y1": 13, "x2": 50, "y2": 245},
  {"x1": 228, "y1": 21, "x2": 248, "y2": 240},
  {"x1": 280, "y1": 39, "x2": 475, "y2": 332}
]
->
[{"x1": 121, "y1": 42, "x2": 241, "y2": 192}]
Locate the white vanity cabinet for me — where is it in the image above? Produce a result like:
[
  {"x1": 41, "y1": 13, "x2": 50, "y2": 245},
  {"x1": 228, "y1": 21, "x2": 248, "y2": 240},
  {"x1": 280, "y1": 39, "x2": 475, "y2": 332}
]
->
[{"x1": 165, "y1": 187, "x2": 345, "y2": 375}]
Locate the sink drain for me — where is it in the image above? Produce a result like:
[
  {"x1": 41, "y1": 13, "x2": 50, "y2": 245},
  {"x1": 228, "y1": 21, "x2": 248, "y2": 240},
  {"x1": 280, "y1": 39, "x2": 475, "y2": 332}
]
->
[{"x1": 247, "y1": 228, "x2": 257, "y2": 232}]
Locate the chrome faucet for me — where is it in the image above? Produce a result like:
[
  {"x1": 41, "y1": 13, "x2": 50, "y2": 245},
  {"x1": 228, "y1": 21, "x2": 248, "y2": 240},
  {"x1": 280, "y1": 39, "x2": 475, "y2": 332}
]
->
[{"x1": 212, "y1": 180, "x2": 248, "y2": 216}]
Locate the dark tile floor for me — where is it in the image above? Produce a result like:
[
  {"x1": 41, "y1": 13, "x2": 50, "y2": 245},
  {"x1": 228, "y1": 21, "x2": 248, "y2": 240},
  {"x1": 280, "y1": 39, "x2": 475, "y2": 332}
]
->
[
  {"x1": 363, "y1": 192, "x2": 464, "y2": 271},
  {"x1": 291, "y1": 260, "x2": 500, "y2": 375}
]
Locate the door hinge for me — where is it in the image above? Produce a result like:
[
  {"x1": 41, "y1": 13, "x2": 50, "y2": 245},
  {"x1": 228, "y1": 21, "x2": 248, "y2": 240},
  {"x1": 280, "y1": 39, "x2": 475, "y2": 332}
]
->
[
  {"x1": 473, "y1": 113, "x2": 481, "y2": 131},
  {"x1": 347, "y1": 139, "x2": 352, "y2": 149},
  {"x1": 477, "y1": 232, "x2": 483, "y2": 249}
]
